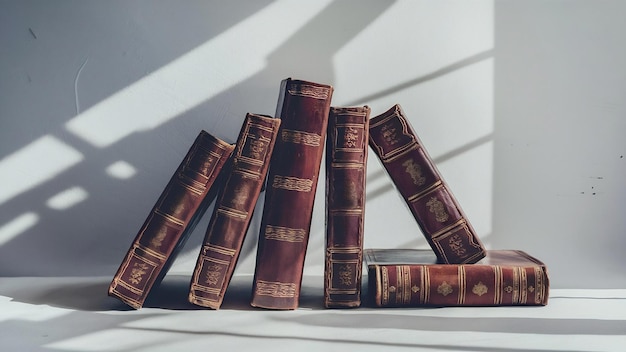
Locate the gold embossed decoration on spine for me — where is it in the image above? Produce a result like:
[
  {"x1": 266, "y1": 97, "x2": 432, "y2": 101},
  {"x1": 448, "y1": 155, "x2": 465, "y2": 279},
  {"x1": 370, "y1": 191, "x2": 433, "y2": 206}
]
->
[
  {"x1": 109, "y1": 131, "x2": 235, "y2": 309},
  {"x1": 365, "y1": 248, "x2": 549, "y2": 307},
  {"x1": 368, "y1": 104, "x2": 486, "y2": 264},
  {"x1": 251, "y1": 78, "x2": 334, "y2": 310},
  {"x1": 324, "y1": 106, "x2": 370, "y2": 308},
  {"x1": 188, "y1": 114, "x2": 281, "y2": 309}
]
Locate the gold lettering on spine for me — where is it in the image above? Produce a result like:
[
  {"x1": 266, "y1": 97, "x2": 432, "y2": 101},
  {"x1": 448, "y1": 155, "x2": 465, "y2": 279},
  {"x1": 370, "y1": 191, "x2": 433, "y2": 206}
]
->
[
  {"x1": 272, "y1": 175, "x2": 313, "y2": 192},
  {"x1": 255, "y1": 280, "x2": 297, "y2": 298},
  {"x1": 287, "y1": 84, "x2": 329, "y2": 99},
  {"x1": 281, "y1": 129, "x2": 321, "y2": 146},
  {"x1": 264, "y1": 225, "x2": 306, "y2": 243}
]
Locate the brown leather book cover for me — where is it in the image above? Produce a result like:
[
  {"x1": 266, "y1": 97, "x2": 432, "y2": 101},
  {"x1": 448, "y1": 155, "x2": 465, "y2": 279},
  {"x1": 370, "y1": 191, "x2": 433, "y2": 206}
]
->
[
  {"x1": 189, "y1": 113, "x2": 281, "y2": 309},
  {"x1": 251, "y1": 78, "x2": 334, "y2": 310},
  {"x1": 365, "y1": 248, "x2": 549, "y2": 307},
  {"x1": 108, "y1": 130, "x2": 234, "y2": 309},
  {"x1": 369, "y1": 104, "x2": 486, "y2": 264},
  {"x1": 324, "y1": 106, "x2": 370, "y2": 308}
]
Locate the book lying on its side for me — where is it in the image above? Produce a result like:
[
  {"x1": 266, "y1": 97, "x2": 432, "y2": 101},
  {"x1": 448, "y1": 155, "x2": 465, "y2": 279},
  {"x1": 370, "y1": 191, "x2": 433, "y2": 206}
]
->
[{"x1": 365, "y1": 248, "x2": 549, "y2": 307}]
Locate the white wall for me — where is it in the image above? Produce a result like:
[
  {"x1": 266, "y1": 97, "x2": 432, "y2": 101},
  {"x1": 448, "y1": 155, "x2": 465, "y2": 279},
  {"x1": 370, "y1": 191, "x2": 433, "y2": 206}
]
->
[
  {"x1": 0, "y1": 0, "x2": 623, "y2": 288},
  {"x1": 493, "y1": 0, "x2": 626, "y2": 288}
]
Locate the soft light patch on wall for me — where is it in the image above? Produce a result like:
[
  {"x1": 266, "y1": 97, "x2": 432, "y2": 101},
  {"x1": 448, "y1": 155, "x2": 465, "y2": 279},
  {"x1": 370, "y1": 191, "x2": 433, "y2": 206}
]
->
[
  {"x1": 0, "y1": 135, "x2": 84, "y2": 205},
  {"x1": 106, "y1": 160, "x2": 137, "y2": 179},
  {"x1": 46, "y1": 186, "x2": 89, "y2": 210},
  {"x1": 0, "y1": 212, "x2": 39, "y2": 246},
  {"x1": 64, "y1": 0, "x2": 334, "y2": 148}
]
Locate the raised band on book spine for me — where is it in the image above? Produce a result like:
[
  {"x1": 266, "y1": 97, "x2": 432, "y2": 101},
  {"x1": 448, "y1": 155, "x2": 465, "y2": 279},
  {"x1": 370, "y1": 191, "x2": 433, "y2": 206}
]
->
[
  {"x1": 189, "y1": 113, "x2": 280, "y2": 309},
  {"x1": 251, "y1": 78, "x2": 334, "y2": 310},
  {"x1": 108, "y1": 130, "x2": 234, "y2": 309},
  {"x1": 324, "y1": 106, "x2": 370, "y2": 308},
  {"x1": 368, "y1": 104, "x2": 486, "y2": 264}
]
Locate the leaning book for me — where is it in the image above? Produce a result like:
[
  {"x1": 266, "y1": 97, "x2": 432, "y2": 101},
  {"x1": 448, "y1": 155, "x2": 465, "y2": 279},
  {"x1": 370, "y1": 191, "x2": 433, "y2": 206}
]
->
[
  {"x1": 108, "y1": 131, "x2": 234, "y2": 309},
  {"x1": 365, "y1": 248, "x2": 549, "y2": 307}
]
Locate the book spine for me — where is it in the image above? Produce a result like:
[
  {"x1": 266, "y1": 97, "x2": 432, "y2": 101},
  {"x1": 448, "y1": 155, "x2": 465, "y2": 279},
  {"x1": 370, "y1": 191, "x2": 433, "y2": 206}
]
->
[
  {"x1": 369, "y1": 263, "x2": 549, "y2": 307},
  {"x1": 108, "y1": 131, "x2": 234, "y2": 309},
  {"x1": 189, "y1": 114, "x2": 281, "y2": 309},
  {"x1": 368, "y1": 104, "x2": 486, "y2": 264},
  {"x1": 251, "y1": 78, "x2": 334, "y2": 310},
  {"x1": 324, "y1": 106, "x2": 370, "y2": 308}
]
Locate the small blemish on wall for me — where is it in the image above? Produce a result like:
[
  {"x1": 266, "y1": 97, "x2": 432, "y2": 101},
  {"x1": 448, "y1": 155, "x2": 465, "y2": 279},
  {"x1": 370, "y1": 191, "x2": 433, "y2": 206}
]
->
[{"x1": 28, "y1": 27, "x2": 37, "y2": 39}]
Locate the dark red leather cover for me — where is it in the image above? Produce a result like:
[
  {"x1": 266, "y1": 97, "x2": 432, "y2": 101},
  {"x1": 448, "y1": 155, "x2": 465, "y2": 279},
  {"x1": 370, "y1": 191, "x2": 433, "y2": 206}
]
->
[
  {"x1": 108, "y1": 131, "x2": 234, "y2": 309},
  {"x1": 369, "y1": 104, "x2": 486, "y2": 264},
  {"x1": 251, "y1": 78, "x2": 333, "y2": 310},
  {"x1": 189, "y1": 114, "x2": 280, "y2": 309},
  {"x1": 324, "y1": 106, "x2": 370, "y2": 308},
  {"x1": 365, "y1": 249, "x2": 549, "y2": 307}
]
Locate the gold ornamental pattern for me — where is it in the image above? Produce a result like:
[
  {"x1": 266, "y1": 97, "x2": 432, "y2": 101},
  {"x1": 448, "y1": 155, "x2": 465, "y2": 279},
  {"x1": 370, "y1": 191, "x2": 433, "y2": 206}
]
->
[
  {"x1": 426, "y1": 196, "x2": 449, "y2": 223},
  {"x1": 337, "y1": 265, "x2": 353, "y2": 286},
  {"x1": 437, "y1": 281, "x2": 453, "y2": 296},
  {"x1": 264, "y1": 225, "x2": 306, "y2": 243},
  {"x1": 287, "y1": 84, "x2": 330, "y2": 100},
  {"x1": 129, "y1": 262, "x2": 149, "y2": 285},
  {"x1": 402, "y1": 158, "x2": 426, "y2": 186},
  {"x1": 281, "y1": 129, "x2": 321, "y2": 147},
  {"x1": 472, "y1": 282, "x2": 488, "y2": 296},
  {"x1": 204, "y1": 264, "x2": 222, "y2": 286},
  {"x1": 272, "y1": 175, "x2": 313, "y2": 192},
  {"x1": 255, "y1": 280, "x2": 297, "y2": 298}
]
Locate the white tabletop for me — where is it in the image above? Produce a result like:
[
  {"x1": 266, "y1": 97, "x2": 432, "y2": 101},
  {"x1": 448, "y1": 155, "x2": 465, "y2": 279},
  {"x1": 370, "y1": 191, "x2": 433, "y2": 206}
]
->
[{"x1": 1, "y1": 275, "x2": 625, "y2": 352}]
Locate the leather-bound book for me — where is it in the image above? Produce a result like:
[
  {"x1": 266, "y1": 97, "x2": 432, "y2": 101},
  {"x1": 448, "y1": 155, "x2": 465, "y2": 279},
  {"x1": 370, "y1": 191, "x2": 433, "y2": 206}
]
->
[
  {"x1": 365, "y1": 248, "x2": 549, "y2": 307},
  {"x1": 251, "y1": 78, "x2": 333, "y2": 310},
  {"x1": 108, "y1": 131, "x2": 234, "y2": 309},
  {"x1": 324, "y1": 106, "x2": 370, "y2": 308},
  {"x1": 369, "y1": 104, "x2": 486, "y2": 264},
  {"x1": 189, "y1": 113, "x2": 281, "y2": 309}
]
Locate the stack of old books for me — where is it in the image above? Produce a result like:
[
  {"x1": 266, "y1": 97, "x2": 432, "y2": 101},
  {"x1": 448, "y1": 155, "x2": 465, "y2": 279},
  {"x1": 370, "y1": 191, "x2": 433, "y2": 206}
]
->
[{"x1": 108, "y1": 78, "x2": 549, "y2": 310}]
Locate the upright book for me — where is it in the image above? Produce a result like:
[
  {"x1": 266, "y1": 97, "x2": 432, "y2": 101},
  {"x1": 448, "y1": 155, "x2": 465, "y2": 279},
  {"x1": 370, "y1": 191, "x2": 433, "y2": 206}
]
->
[
  {"x1": 324, "y1": 106, "x2": 370, "y2": 308},
  {"x1": 251, "y1": 78, "x2": 334, "y2": 310},
  {"x1": 189, "y1": 113, "x2": 281, "y2": 309},
  {"x1": 365, "y1": 248, "x2": 549, "y2": 307},
  {"x1": 108, "y1": 130, "x2": 234, "y2": 309},
  {"x1": 369, "y1": 104, "x2": 486, "y2": 264}
]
